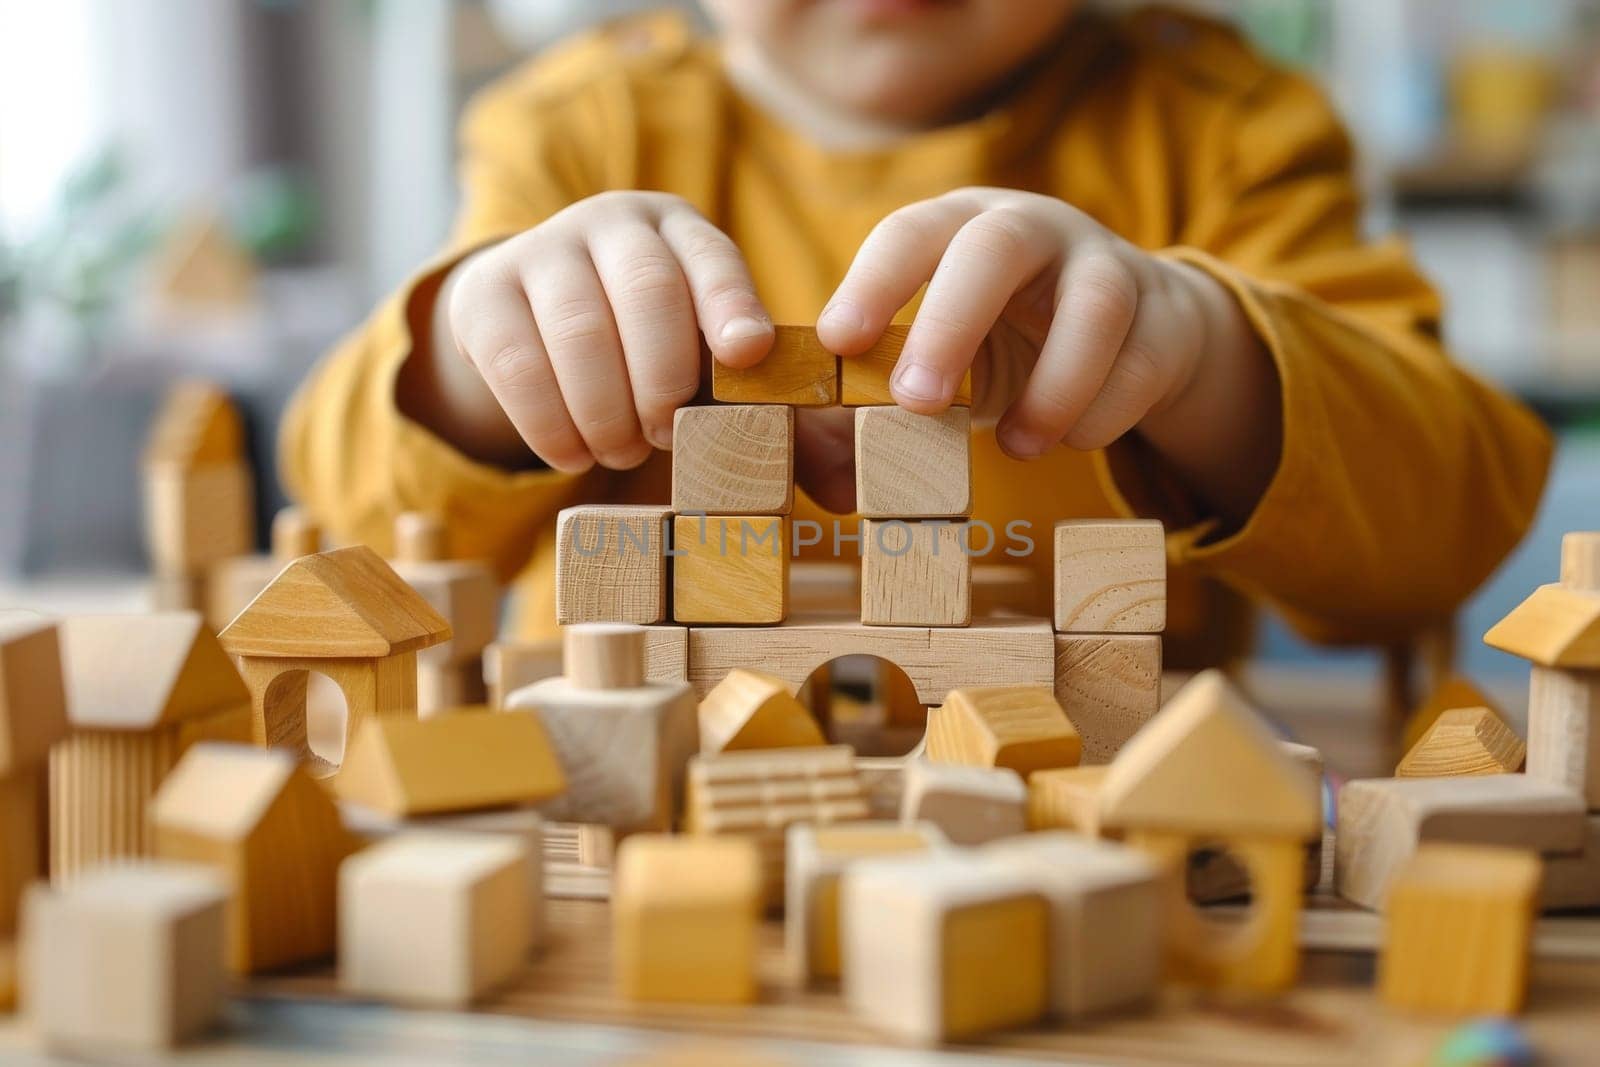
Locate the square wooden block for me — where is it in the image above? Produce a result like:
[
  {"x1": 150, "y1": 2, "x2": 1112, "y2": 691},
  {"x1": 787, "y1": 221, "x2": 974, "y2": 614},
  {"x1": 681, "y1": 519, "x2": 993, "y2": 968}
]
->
[
  {"x1": 673, "y1": 516, "x2": 789, "y2": 625},
  {"x1": 556, "y1": 506, "x2": 673, "y2": 625},
  {"x1": 672, "y1": 405, "x2": 794, "y2": 515},
  {"x1": 926, "y1": 686, "x2": 1081, "y2": 779},
  {"x1": 339, "y1": 832, "x2": 532, "y2": 1006},
  {"x1": 1052, "y1": 520, "x2": 1166, "y2": 633},
  {"x1": 711, "y1": 326, "x2": 837, "y2": 406},
  {"x1": 1053, "y1": 634, "x2": 1162, "y2": 764},
  {"x1": 900, "y1": 761, "x2": 1026, "y2": 846},
  {"x1": 839, "y1": 326, "x2": 973, "y2": 407},
  {"x1": 853, "y1": 406, "x2": 971, "y2": 518},
  {"x1": 861, "y1": 520, "x2": 971, "y2": 627}
]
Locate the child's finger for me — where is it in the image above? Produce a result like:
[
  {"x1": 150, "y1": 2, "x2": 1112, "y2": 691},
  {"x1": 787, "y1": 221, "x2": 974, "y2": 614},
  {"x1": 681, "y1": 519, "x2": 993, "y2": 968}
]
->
[
  {"x1": 995, "y1": 249, "x2": 1138, "y2": 459},
  {"x1": 895, "y1": 208, "x2": 1059, "y2": 412},
  {"x1": 588, "y1": 224, "x2": 701, "y2": 450},
  {"x1": 526, "y1": 253, "x2": 654, "y2": 471},
  {"x1": 1064, "y1": 304, "x2": 1187, "y2": 451},
  {"x1": 658, "y1": 208, "x2": 772, "y2": 369},
  {"x1": 818, "y1": 193, "x2": 982, "y2": 354}
]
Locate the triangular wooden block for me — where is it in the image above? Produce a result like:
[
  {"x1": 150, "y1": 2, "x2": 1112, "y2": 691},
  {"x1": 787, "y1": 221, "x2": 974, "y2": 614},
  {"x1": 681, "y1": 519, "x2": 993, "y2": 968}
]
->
[
  {"x1": 698, "y1": 669, "x2": 825, "y2": 753},
  {"x1": 332, "y1": 710, "x2": 565, "y2": 817},
  {"x1": 1397, "y1": 706, "x2": 1526, "y2": 778},
  {"x1": 1401, "y1": 675, "x2": 1503, "y2": 755},
  {"x1": 141, "y1": 381, "x2": 244, "y2": 469},
  {"x1": 1484, "y1": 583, "x2": 1600, "y2": 669},
  {"x1": 927, "y1": 686, "x2": 1080, "y2": 780},
  {"x1": 59, "y1": 613, "x2": 248, "y2": 730},
  {"x1": 1098, "y1": 670, "x2": 1319, "y2": 838}
]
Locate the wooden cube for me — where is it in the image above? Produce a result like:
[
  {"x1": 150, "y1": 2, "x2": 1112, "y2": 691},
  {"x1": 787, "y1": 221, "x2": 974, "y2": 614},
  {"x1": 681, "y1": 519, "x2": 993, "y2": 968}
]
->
[
  {"x1": 613, "y1": 835, "x2": 763, "y2": 1003},
  {"x1": 1379, "y1": 844, "x2": 1540, "y2": 1016},
  {"x1": 861, "y1": 520, "x2": 970, "y2": 627},
  {"x1": 840, "y1": 851, "x2": 1047, "y2": 1043},
  {"x1": 1027, "y1": 765, "x2": 1113, "y2": 836},
  {"x1": 22, "y1": 863, "x2": 227, "y2": 1052},
  {"x1": 711, "y1": 325, "x2": 837, "y2": 406},
  {"x1": 853, "y1": 406, "x2": 971, "y2": 518},
  {"x1": 839, "y1": 326, "x2": 972, "y2": 407},
  {"x1": 673, "y1": 515, "x2": 788, "y2": 625},
  {"x1": 785, "y1": 821, "x2": 943, "y2": 984},
  {"x1": 1054, "y1": 634, "x2": 1162, "y2": 764},
  {"x1": 556, "y1": 506, "x2": 672, "y2": 625},
  {"x1": 672, "y1": 405, "x2": 794, "y2": 515},
  {"x1": 927, "y1": 685, "x2": 1080, "y2": 779},
  {"x1": 1052, "y1": 520, "x2": 1166, "y2": 633},
  {"x1": 900, "y1": 761, "x2": 1026, "y2": 846},
  {"x1": 339, "y1": 832, "x2": 532, "y2": 1006},
  {"x1": 698, "y1": 668, "x2": 825, "y2": 753}
]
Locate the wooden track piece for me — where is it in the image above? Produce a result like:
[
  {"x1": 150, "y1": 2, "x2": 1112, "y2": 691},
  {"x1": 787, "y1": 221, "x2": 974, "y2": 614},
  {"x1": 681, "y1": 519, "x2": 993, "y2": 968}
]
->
[
  {"x1": 1396, "y1": 705, "x2": 1526, "y2": 777},
  {"x1": 672, "y1": 405, "x2": 794, "y2": 515},
  {"x1": 926, "y1": 685, "x2": 1080, "y2": 780},
  {"x1": 710, "y1": 326, "x2": 837, "y2": 407},
  {"x1": 698, "y1": 668, "x2": 826, "y2": 753},
  {"x1": 672, "y1": 515, "x2": 789, "y2": 625},
  {"x1": 899, "y1": 761, "x2": 1026, "y2": 846},
  {"x1": 860, "y1": 521, "x2": 971, "y2": 627},
  {"x1": 1053, "y1": 634, "x2": 1162, "y2": 764},
  {"x1": 853, "y1": 406, "x2": 971, "y2": 519},
  {"x1": 839, "y1": 326, "x2": 973, "y2": 407},
  {"x1": 1052, "y1": 520, "x2": 1166, "y2": 634},
  {"x1": 555, "y1": 506, "x2": 673, "y2": 625}
]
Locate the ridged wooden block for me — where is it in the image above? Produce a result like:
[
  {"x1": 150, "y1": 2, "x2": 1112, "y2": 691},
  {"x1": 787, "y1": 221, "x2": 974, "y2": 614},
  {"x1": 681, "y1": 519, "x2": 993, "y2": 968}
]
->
[
  {"x1": 853, "y1": 407, "x2": 971, "y2": 519},
  {"x1": 1396, "y1": 706, "x2": 1526, "y2": 778},
  {"x1": 672, "y1": 405, "x2": 794, "y2": 515},
  {"x1": 556, "y1": 506, "x2": 673, "y2": 625},
  {"x1": 1052, "y1": 520, "x2": 1166, "y2": 634},
  {"x1": 51, "y1": 731, "x2": 178, "y2": 882},
  {"x1": 710, "y1": 326, "x2": 837, "y2": 407},
  {"x1": 861, "y1": 521, "x2": 970, "y2": 627}
]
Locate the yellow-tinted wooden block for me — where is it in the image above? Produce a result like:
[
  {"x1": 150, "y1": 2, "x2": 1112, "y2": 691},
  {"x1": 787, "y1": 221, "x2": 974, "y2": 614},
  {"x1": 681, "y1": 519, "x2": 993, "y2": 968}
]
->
[
  {"x1": 839, "y1": 326, "x2": 973, "y2": 407},
  {"x1": 1027, "y1": 765, "x2": 1113, "y2": 837},
  {"x1": 698, "y1": 668, "x2": 825, "y2": 753},
  {"x1": 673, "y1": 516, "x2": 789, "y2": 625},
  {"x1": 672, "y1": 405, "x2": 794, "y2": 515},
  {"x1": 711, "y1": 326, "x2": 837, "y2": 407},
  {"x1": 860, "y1": 520, "x2": 970, "y2": 627},
  {"x1": 942, "y1": 896, "x2": 1047, "y2": 1038},
  {"x1": 1379, "y1": 844, "x2": 1540, "y2": 1016},
  {"x1": 1396, "y1": 706, "x2": 1526, "y2": 778},
  {"x1": 1052, "y1": 520, "x2": 1166, "y2": 634},
  {"x1": 1401, "y1": 675, "x2": 1505, "y2": 754},
  {"x1": 613, "y1": 835, "x2": 763, "y2": 1004},
  {"x1": 927, "y1": 685, "x2": 1080, "y2": 780}
]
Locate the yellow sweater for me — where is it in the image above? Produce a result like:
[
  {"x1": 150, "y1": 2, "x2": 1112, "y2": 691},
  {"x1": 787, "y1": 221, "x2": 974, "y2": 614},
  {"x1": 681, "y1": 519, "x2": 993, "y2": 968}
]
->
[{"x1": 281, "y1": 8, "x2": 1551, "y2": 659}]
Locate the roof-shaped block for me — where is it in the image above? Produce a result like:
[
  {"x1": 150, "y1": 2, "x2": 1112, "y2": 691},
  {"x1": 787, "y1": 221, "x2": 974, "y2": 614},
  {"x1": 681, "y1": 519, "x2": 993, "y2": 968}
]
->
[
  {"x1": 60, "y1": 613, "x2": 249, "y2": 730},
  {"x1": 141, "y1": 381, "x2": 244, "y2": 468},
  {"x1": 1484, "y1": 583, "x2": 1600, "y2": 669}
]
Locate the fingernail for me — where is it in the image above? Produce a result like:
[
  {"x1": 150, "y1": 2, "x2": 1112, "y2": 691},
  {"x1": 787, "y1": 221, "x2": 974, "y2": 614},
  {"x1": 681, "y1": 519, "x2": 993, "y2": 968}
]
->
[
  {"x1": 1000, "y1": 425, "x2": 1046, "y2": 459},
  {"x1": 818, "y1": 301, "x2": 865, "y2": 336},
  {"x1": 892, "y1": 361, "x2": 944, "y2": 403},
  {"x1": 719, "y1": 316, "x2": 770, "y2": 345},
  {"x1": 645, "y1": 425, "x2": 674, "y2": 450}
]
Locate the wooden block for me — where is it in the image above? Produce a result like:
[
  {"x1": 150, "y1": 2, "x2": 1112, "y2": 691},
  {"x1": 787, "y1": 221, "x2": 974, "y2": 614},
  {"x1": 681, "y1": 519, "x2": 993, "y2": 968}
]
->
[
  {"x1": 698, "y1": 668, "x2": 826, "y2": 753},
  {"x1": 785, "y1": 821, "x2": 942, "y2": 984},
  {"x1": 672, "y1": 515, "x2": 789, "y2": 625},
  {"x1": 1053, "y1": 634, "x2": 1161, "y2": 764},
  {"x1": 141, "y1": 381, "x2": 244, "y2": 467},
  {"x1": 614, "y1": 834, "x2": 763, "y2": 1003},
  {"x1": 1334, "y1": 774, "x2": 1587, "y2": 910},
  {"x1": 0, "y1": 939, "x2": 13, "y2": 1012},
  {"x1": 0, "y1": 619, "x2": 69, "y2": 777},
  {"x1": 339, "y1": 832, "x2": 532, "y2": 1006},
  {"x1": 899, "y1": 760, "x2": 1026, "y2": 846},
  {"x1": 505, "y1": 676, "x2": 697, "y2": 832},
  {"x1": 392, "y1": 557, "x2": 499, "y2": 668},
  {"x1": 1397, "y1": 706, "x2": 1526, "y2": 778},
  {"x1": 556, "y1": 505, "x2": 673, "y2": 625},
  {"x1": 564, "y1": 622, "x2": 646, "y2": 690},
  {"x1": 484, "y1": 639, "x2": 564, "y2": 707},
  {"x1": 205, "y1": 508, "x2": 323, "y2": 631},
  {"x1": 1027, "y1": 765, "x2": 1112, "y2": 836},
  {"x1": 1401, "y1": 674, "x2": 1504, "y2": 754},
  {"x1": 711, "y1": 325, "x2": 836, "y2": 406},
  {"x1": 1562, "y1": 530, "x2": 1600, "y2": 591},
  {"x1": 1378, "y1": 844, "x2": 1540, "y2": 1016},
  {"x1": 151, "y1": 572, "x2": 206, "y2": 612},
  {"x1": 839, "y1": 325, "x2": 972, "y2": 407},
  {"x1": 393, "y1": 511, "x2": 448, "y2": 564},
  {"x1": 860, "y1": 521, "x2": 970, "y2": 627},
  {"x1": 671, "y1": 405, "x2": 794, "y2": 515},
  {"x1": 150, "y1": 743, "x2": 353, "y2": 973},
  {"x1": 332, "y1": 710, "x2": 565, "y2": 817},
  {"x1": 1186, "y1": 740, "x2": 1326, "y2": 904},
  {"x1": 1541, "y1": 812, "x2": 1600, "y2": 910},
  {"x1": 0, "y1": 769, "x2": 42, "y2": 939},
  {"x1": 981, "y1": 833, "x2": 1163, "y2": 1020},
  {"x1": 840, "y1": 851, "x2": 1046, "y2": 1043},
  {"x1": 855, "y1": 756, "x2": 907, "y2": 820},
  {"x1": 1484, "y1": 583, "x2": 1600, "y2": 669},
  {"x1": 21, "y1": 862, "x2": 227, "y2": 1052},
  {"x1": 853, "y1": 407, "x2": 971, "y2": 518},
  {"x1": 926, "y1": 685, "x2": 1080, "y2": 780},
  {"x1": 1052, "y1": 520, "x2": 1166, "y2": 634},
  {"x1": 1527, "y1": 666, "x2": 1600, "y2": 809},
  {"x1": 143, "y1": 460, "x2": 255, "y2": 575},
  {"x1": 417, "y1": 661, "x2": 489, "y2": 715},
  {"x1": 271, "y1": 506, "x2": 321, "y2": 561}
]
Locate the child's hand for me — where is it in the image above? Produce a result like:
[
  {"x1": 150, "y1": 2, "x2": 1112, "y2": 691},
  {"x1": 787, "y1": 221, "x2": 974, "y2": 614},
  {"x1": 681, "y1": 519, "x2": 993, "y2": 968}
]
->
[{"x1": 445, "y1": 192, "x2": 774, "y2": 472}]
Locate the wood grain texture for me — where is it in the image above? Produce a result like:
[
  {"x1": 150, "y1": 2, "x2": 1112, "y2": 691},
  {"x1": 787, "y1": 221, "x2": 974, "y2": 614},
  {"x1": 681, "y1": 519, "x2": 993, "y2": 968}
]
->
[
  {"x1": 1562, "y1": 531, "x2": 1600, "y2": 592},
  {"x1": 926, "y1": 686, "x2": 1080, "y2": 779},
  {"x1": 1027, "y1": 765, "x2": 1111, "y2": 837},
  {"x1": 710, "y1": 326, "x2": 837, "y2": 407},
  {"x1": 899, "y1": 761, "x2": 1026, "y2": 846},
  {"x1": 1484, "y1": 583, "x2": 1600, "y2": 669},
  {"x1": 0, "y1": 620, "x2": 69, "y2": 777},
  {"x1": 671, "y1": 405, "x2": 794, "y2": 515},
  {"x1": 697, "y1": 669, "x2": 826, "y2": 753},
  {"x1": 1052, "y1": 634, "x2": 1161, "y2": 765},
  {"x1": 1527, "y1": 666, "x2": 1600, "y2": 809},
  {"x1": 1396, "y1": 706, "x2": 1526, "y2": 778},
  {"x1": 1379, "y1": 844, "x2": 1540, "y2": 1016},
  {"x1": 59, "y1": 613, "x2": 249, "y2": 730},
  {"x1": 1401, "y1": 674, "x2": 1504, "y2": 754},
  {"x1": 555, "y1": 506, "x2": 673, "y2": 626},
  {"x1": 860, "y1": 521, "x2": 970, "y2": 627},
  {"x1": 238, "y1": 653, "x2": 417, "y2": 774},
  {"x1": 839, "y1": 326, "x2": 973, "y2": 406},
  {"x1": 672, "y1": 516, "x2": 789, "y2": 625},
  {"x1": 564, "y1": 623, "x2": 646, "y2": 690},
  {"x1": 852, "y1": 407, "x2": 971, "y2": 518},
  {"x1": 1052, "y1": 520, "x2": 1166, "y2": 634}
]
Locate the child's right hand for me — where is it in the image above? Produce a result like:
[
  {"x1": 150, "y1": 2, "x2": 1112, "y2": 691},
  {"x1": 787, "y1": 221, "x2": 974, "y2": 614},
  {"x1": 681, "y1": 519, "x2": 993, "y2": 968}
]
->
[{"x1": 445, "y1": 192, "x2": 775, "y2": 472}]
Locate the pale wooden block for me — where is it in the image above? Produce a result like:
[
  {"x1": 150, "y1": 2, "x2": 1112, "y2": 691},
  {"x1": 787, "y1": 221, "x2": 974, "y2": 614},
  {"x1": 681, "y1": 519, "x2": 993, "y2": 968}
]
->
[
  {"x1": 564, "y1": 622, "x2": 646, "y2": 690},
  {"x1": 1027, "y1": 765, "x2": 1111, "y2": 836},
  {"x1": 673, "y1": 515, "x2": 789, "y2": 625},
  {"x1": 1053, "y1": 634, "x2": 1162, "y2": 764},
  {"x1": 392, "y1": 557, "x2": 500, "y2": 668},
  {"x1": 1334, "y1": 774, "x2": 1587, "y2": 910},
  {"x1": 981, "y1": 832, "x2": 1163, "y2": 1020},
  {"x1": 698, "y1": 668, "x2": 826, "y2": 753},
  {"x1": 839, "y1": 326, "x2": 973, "y2": 407},
  {"x1": 271, "y1": 506, "x2": 321, "y2": 560},
  {"x1": 1397, "y1": 705, "x2": 1527, "y2": 778},
  {"x1": 672, "y1": 405, "x2": 794, "y2": 515},
  {"x1": 0, "y1": 619, "x2": 69, "y2": 777},
  {"x1": 860, "y1": 521, "x2": 971, "y2": 627},
  {"x1": 393, "y1": 511, "x2": 448, "y2": 564},
  {"x1": 900, "y1": 760, "x2": 1026, "y2": 846},
  {"x1": 1052, "y1": 520, "x2": 1166, "y2": 634},
  {"x1": 926, "y1": 685, "x2": 1080, "y2": 780},
  {"x1": 711, "y1": 326, "x2": 837, "y2": 407},
  {"x1": 785, "y1": 821, "x2": 943, "y2": 984},
  {"x1": 143, "y1": 460, "x2": 255, "y2": 574},
  {"x1": 555, "y1": 505, "x2": 673, "y2": 625},
  {"x1": 1541, "y1": 812, "x2": 1600, "y2": 910},
  {"x1": 1562, "y1": 531, "x2": 1600, "y2": 592},
  {"x1": 614, "y1": 834, "x2": 763, "y2": 1003},
  {"x1": 1378, "y1": 844, "x2": 1540, "y2": 1016},
  {"x1": 840, "y1": 851, "x2": 1047, "y2": 1043},
  {"x1": 22, "y1": 862, "x2": 227, "y2": 1052},
  {"x1": 1527, "y1": 666, "x2": 1600, "y2": 809},
  {"x1": 505, "y1": 676, "x2": 697, "y2": 832},
  {"x1": 339, "y1": 832, "x2": 531, "y2": 1006},
  {"x1": 855, "y1": 756, "x2": 907, "y2": 820},
  {"x1": 853, "y1": 407, "x2": 970, "y2": 518},
  {"x1": 417, "y1": 661, "x2": 488, "y2": 716}
]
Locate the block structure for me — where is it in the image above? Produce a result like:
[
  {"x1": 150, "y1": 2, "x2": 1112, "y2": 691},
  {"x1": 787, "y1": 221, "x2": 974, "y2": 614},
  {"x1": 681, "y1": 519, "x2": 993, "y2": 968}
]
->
[
  {"x1": 1396, "y1": 706, "x2": 1526, "y2": 778},
  {"x1": 0, "y1": 620, "x2": 70, "y2": 944},
  {"x1": 673, "y1": 515, "x2": 789, "y2": 625},
  {"x1": 711, "y1": 325, "x2": 837, "y2": 407},
  {"x1": 1053, "y1": 520, "x2": 1166, "y2": 634},
  {"x1": 556, "y1": 505, "x2": 673, "y2": 625},
  {"x1": 861, "y1": 520, "x2": 971, "y2": 627},
  {"x1": 672, "y1": 405, "x2": 794, "y2": 515},
  {"x1": 900, "y1": 761, "x2": 1027, "y2": 846},
  {"x1": 926, "y1": 685, "x2": 1080, "y2": 780},
  {"x1": 698, "y1": 668, "x2": 826, "y2": 753},
  {"x1": 339, "y1": 832, "x2": 532, "y2": 1006},
  {"x1": 21, "y1": 863, "x2": 228, "y2": 1053},
  {"x1": 613, "y1": 835, "x2": 764, "y2": 1003},
  {"x1": 390, "y1": 512, "x2": 502, "y2": 715},
  {"x1": 1378, "y1": 844, "x2": 1541, "y2": 1016},
  {"x1": 853, "y1": 407, "x2": 971, "y2": 519},
  {"x1": 839, "y1": 326, "x2": 973, "y2": 407},
  {"x1": 1053, "y1": 634, "x2": 1162, "y2": 765}
]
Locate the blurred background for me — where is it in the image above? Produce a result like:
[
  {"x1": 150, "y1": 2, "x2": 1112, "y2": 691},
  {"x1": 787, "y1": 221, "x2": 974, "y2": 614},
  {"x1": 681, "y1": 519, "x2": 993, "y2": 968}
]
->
[{"x1": 0, "y1": 0, "x2": 1597, "y2": 685}]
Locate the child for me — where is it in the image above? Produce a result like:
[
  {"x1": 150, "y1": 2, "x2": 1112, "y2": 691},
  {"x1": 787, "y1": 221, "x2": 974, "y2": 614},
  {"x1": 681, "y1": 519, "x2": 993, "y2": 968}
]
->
[{"x1": 283, "y1": 1, "x2": 1551, "y2": 662}]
